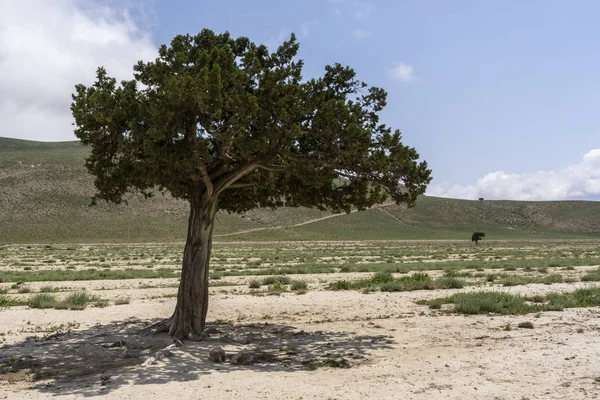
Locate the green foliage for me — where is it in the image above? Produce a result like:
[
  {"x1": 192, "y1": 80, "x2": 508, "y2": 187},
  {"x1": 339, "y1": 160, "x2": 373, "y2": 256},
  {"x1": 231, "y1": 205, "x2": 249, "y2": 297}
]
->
[
  {"x1": 248, "y1": 279, "x2": 261, "y2": 289},
  {"x1": 426, "y1": 292, "x2": 532, "y2": 315},
  {"x1": 424, "y1": 287, "x2": 600, "y2": 315},
  {"x1": 261, "y1": 276, "x2": 291, "y2": 285},
  {"x1": 517, "y1": 321, "x2": 534, "y2": 329},
  {"x1": 29, "y1": 294, "x2": 59, "y2": 309},
  {"x1": 0, "y1": 294, "x2": 27, "y2": 307},
  {"x1": 71, "y1": 29, "x2": 431, "y2": 214},
  {"x1": 290, "y1": 280, "x2": 308, "y2": 291}
]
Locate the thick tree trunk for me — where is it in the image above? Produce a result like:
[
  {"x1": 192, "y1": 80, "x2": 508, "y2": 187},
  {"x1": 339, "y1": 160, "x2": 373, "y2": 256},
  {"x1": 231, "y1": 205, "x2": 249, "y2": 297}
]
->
[{"x1": 168, "y1": 192, "x2": 218, "y2": 339}]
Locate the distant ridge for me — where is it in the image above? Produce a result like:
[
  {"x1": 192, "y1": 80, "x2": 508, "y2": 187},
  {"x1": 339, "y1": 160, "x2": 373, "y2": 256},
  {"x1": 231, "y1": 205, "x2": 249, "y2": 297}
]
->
[{"x1": 1, "y1": 137, "x2": 599, "y2": 243}]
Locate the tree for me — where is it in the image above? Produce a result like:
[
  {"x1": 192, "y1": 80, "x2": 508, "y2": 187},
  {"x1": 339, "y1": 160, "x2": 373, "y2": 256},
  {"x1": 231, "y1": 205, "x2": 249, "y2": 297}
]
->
[
  {"x1": 472, "y1": 232, "x2": 485, "y2": 244},
  {"x1": 71, "y1": 29, "x2": 432, "y2": 339}
]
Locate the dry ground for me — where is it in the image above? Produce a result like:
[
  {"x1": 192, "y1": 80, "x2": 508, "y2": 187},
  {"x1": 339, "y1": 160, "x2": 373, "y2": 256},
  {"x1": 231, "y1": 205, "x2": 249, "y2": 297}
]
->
[{"x1": 2, "y1": 241, "x2": 600, "y2": 399}]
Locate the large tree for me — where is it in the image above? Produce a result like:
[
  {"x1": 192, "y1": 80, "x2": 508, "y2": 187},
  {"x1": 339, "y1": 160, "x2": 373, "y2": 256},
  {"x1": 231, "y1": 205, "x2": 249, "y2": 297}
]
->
[{"x1": 71, "y1": 29, "x2": 432, "y2": 339}]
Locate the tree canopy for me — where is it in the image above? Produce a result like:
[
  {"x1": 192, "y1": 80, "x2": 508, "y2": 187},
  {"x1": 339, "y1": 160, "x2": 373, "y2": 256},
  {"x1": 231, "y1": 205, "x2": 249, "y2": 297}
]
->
[
  {"x1": 72, "y1": 29, "x2": 431, "y2": 214},
  {"x1": 71, "y1": 29, "x2": 432, "y2": 338}
]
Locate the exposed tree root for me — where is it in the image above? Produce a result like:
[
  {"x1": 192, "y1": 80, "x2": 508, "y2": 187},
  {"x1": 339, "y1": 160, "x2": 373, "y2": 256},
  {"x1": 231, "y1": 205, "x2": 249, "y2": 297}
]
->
[{"x1": 139, "y1": 318, "x2": 172, "y2": 336}]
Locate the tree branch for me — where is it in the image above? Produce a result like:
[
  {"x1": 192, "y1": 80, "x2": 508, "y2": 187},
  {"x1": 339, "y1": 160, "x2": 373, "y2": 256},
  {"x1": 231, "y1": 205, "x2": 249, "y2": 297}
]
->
[
  {"x1": 198, "y1": 163, "x2": 213, "y2": 197},
  {"x1": 226, "y1": 183, "x2": 256, "y2": 189}
]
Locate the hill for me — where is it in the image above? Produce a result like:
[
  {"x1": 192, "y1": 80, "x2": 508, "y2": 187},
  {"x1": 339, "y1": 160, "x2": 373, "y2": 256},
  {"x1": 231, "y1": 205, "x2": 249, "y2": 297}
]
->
[{"x1": 1, "y1": 137, "x2": 599, "y2": 243}]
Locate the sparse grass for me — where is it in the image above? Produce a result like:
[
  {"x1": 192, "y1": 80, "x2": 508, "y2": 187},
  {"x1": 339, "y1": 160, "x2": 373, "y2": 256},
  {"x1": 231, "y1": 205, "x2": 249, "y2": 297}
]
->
[
  {"x1": 39, "y1": 285, "x2": 57, "y2": 293},
  {"x1": 423, "y1": 287, "x2": 600, "y2": 315},
  {"x1": 248, "y1": 279, "x2": 261, "y2": 289},
  {"x1": 114, "y1": 297, "x2": 130, "y2": 305},
  {"x1": 328, "y1": 272, "x2": 467, "y2": 293},
  {"x1": 29, "y1": 293, "x2": 59, "y2": 309},
  {"x1": 0, "y1": 294, "x2": 27, "y2": 307},
  {"x1": 261, "y1": 276, "x2": 291, "y2": 285},
  {"x1": 0, "y1": 268, "x2": 179, "y2": 283},
  {"x1": 424, "y1": 292, "x2": 532, "y2": 315},
  {"x1": 28, "y1": 291, "x2": 107, "y2": 310},
  {"x1": 290, "y1": 280, "x2": 308, "y2": 291}
]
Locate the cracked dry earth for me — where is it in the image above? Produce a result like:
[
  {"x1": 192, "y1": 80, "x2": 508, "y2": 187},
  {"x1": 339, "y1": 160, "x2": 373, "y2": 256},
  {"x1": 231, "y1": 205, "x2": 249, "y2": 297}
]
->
[{"x1": 2, "y1": 281, "x2": 600, "y2": 400}]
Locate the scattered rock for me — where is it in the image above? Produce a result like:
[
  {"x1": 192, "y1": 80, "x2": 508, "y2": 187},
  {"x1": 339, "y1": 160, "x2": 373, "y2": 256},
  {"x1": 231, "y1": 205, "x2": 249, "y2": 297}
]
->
[
  {"x1": 231, "y1": 350, "x2": 254, "y2": 365},
  {"x1": 208, "y1": 347, "x2": 227, "y2": 363}
]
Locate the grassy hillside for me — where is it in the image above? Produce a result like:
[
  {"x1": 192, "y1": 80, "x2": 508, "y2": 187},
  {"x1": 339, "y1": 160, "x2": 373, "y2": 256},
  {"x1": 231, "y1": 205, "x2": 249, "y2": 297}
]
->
[{"x1": 1, "y1": 137, "x2": 599, "y2": 243}]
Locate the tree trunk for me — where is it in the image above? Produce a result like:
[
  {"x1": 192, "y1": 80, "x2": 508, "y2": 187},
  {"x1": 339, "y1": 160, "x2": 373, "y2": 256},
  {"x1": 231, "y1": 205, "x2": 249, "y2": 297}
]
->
[{"x1": 168, "y1": 192, "x2": 218, "y2": 339}]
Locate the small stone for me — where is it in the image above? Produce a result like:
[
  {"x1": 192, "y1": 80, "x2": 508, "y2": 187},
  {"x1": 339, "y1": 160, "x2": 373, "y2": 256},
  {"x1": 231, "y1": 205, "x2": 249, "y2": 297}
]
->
[
  {"x1": 173, "y1": 339, "x2": 183, "y2": 347},
  {"x1": 208, "y1": 347, "x2": 227, "y2": 363},
  {"x1": 142, "y1": 356, "x2": 157, "y2": 366},
  {"x1": 233, "y1": 337, "x2": 251, "y2": 344},
  {"x1": 231, "y1": 350, "x2": 254, "y2": 365},
  {"x1": 155, "y1": 349, "x2": 173, "y2": 361}
]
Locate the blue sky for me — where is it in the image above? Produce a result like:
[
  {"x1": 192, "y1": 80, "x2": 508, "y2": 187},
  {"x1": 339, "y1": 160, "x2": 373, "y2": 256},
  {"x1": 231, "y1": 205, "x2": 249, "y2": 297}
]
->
[{"x1": 1, "y1": 0, "x2": 599, "y2": 200}]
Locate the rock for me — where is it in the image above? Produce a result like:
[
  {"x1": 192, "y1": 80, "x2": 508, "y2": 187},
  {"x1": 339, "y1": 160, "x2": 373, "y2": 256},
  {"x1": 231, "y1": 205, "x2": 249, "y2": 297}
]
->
[
  {"x1": 14, "y1": 356, "x2": 39, "y2": 368},
  {"x1": 233, "y1": 336, "x2": 251, "y2": 344},
  {"x1": 102, "y1": 340, "x2": 127, "y2": 348},
  {"x1": 231, "y1": 350, "x2": 253, "y2": 365},
  {"x1": 154, "y1": 349, "x2": 173, "y2": 361},
  {"x1": 0, "y1": 356, "x2": 13, "y2": 365},
  {"x1": 208, "y1": 347, "x2": 227, "y2": 363},
  {"x1": 121, "y1": 349, "x2": 135, "y2": 359},
  {"x1": 142, "y1": 356, "x2": 157, "y2": 366},
  {"x1": 173, "y1": 339, "x2": 183, "y2": 347},
  {"x1": 100, "y1": 374, "x2": 111, "y2": 386}
]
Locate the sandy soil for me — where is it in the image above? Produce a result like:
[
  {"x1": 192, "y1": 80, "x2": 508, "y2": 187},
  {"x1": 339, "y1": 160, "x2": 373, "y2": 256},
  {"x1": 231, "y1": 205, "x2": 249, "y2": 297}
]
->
[{"x1": 2, "y1": 278, "x2": 600, "y2": 400}]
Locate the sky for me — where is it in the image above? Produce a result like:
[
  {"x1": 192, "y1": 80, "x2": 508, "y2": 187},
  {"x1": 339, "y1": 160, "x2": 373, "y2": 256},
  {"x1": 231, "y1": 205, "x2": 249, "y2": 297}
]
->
[{"x1": 1, "y1": 0, "x2": 599, "y2": 201}]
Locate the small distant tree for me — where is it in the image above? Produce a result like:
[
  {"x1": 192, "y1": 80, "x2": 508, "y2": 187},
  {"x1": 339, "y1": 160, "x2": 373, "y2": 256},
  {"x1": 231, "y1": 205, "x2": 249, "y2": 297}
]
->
[
  {"x1": 71, "y1": 29, "x2": 432, "y2": 339},
  {"x1": 472, "y1": 232, "x2": 485, "y2": 244},
  {"x1": 478, "y1": 197, "x2": 484, "y2": 201}
]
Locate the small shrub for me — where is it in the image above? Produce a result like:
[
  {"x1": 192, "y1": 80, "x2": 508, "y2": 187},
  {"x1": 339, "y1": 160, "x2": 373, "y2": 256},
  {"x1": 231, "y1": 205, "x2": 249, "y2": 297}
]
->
[
  {"x1": 60, "y1": 292, "x2": 93, "y2": 310},
  {"x1": 328, "y1": 280, "x2": 351, "y2": 290},
  {"x1": 517, "y1": 321, "x2": 534, "y2": 329},
  {"x1": 290, "y1": 281, "x2": 308, "y2": 291},
  {"x1": 261, "y1": 276, "x2": 291, "y2": 285},
  {"x1": 267, "y1": 282, "x2": 287, "y2": 294},
  {"x1": 39, "y1": 285, "x2": 57, "y2": 293},
  {"x1": 370, "y1": 272, "x2": 394, "y2": 284},
  {"x1": 29, "y1": 293, "x2": 58, "y2": 309},
  {"x1": 114, "y1": 297, "x2": 130, "y2": 305},
  {"x1": 503, "y1": 323, "x2": 512, "y2": 331},
  {"x1": 248, "y1": 280, "x2": 261, "y2": 289},
  {"x1": 18, "y1": 286, "x2": 31, "y2": 294}
]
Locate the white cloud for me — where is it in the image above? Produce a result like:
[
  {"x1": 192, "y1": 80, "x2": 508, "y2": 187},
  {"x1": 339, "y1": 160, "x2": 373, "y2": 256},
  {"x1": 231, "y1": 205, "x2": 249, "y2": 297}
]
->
[
  {"x1": 388, "y1": 62, "x2": 416, "y2": 82},
  {"x1": 266, "y1": 28, "x2": 293, "y2": 51},
  {"x1": 301, "y1": 23, "x2": 310, "y2": 37},
  {"x1": 0, "y1": 0, "x2": 157, "y2": 141},
  {"x1": 428, "y1": 149, "x2": 600, "y2": 201},
  {"x1": 352, "y1": 29, "x2": 373, "y2": 39}
]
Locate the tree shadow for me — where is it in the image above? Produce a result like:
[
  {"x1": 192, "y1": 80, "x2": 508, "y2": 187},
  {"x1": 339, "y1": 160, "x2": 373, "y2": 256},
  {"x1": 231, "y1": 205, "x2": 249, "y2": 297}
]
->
[{"x1": 0, "y1": 318, "x2": 395, "y2": 397}]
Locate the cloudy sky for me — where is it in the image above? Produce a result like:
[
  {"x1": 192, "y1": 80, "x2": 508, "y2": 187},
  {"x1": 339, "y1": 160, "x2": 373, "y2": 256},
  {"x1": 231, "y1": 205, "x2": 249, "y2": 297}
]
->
[{"x1": 1, "y1": 0, "x2": 599, "y2": 201}]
